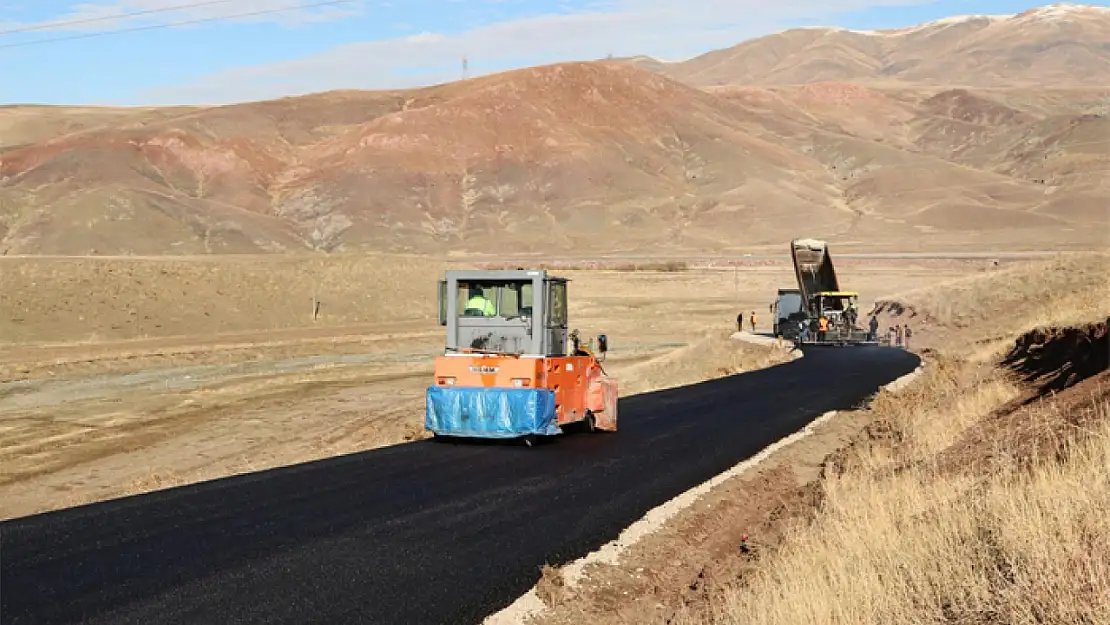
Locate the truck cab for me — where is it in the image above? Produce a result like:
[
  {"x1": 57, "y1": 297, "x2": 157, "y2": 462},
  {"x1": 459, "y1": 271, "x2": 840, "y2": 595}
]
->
[{"x1": 771, "y1": 288, "x2": 804, "y2": 338}]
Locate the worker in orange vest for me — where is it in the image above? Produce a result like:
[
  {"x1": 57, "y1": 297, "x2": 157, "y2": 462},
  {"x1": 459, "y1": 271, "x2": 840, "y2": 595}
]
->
[
  {"x1": 749, "y1": 311, "x2": 758, "y2": 333},
  {"x1": 817, "y1": 315, "x2": 829, "y2": 342}
]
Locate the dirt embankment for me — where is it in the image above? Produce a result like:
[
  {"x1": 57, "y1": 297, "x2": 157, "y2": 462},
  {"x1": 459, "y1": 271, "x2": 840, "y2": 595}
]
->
[
  {"x1": 523, "y1": 320, "x2": 1110, "y2": 625},
  {"x1": 1002, "y1": 319, "x2": 1109, "y2": 393},
  {"x1": 929, "y1": 323, "x2": 1110, "y2": 479},
  {"x1": 866, "y1": 254, "x2": 1110, "y2": 358}
]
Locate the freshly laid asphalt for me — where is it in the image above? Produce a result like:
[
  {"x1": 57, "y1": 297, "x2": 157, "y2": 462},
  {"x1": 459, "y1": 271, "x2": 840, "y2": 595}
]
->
[{"x1": 1, "y1": 345, "x2": 919, "y2": 625}]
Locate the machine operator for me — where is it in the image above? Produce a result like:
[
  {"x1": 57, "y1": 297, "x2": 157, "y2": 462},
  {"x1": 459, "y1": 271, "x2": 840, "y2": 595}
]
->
[{"x1": 465, "y1": 287, "x2": 497, "y2": 316}]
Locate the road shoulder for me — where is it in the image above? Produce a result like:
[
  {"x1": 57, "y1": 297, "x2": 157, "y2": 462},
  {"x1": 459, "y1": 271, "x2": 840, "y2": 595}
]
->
[{"x1": 486, "y1": 361, "x2": 921, "y2": 625}]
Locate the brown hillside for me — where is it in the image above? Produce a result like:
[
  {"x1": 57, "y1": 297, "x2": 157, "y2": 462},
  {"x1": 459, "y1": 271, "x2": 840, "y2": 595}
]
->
[
  {"x1": 3, "y1": 6, "x2": 1109, "y2": 256},
  {"x1": 2, "y1": 63, "x2": 850, "y2": 255},
  {"x1": 0, "y1": 105, "x2": 195, "y2": 150},
  {"x1": 291, "y1": 62, "x2": 838, "y2": 252},
  {"x1": 658, "y1": 4, "x2": 1110, "y2": 87}
]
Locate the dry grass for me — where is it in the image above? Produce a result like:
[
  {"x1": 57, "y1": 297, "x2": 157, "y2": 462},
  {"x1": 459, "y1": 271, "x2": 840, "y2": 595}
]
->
[
  {"x1": 873, "y1": 253, "x2": 1110, "y2": 358},
  {"x1": 643, "y1": 255, "x2": 1110, "y2": 625},
  {"x1": 698, "y1": 366, "x2": 1110, "y2": 625},
  {"x1": 863, "y1": 359, "x2": 1023, "y2": 463},
  {"x1": 0, "y1": 253, "x2": 443, "y2": 344},
  {"x1": 613, "y1": 330, "x2": 794, "y2": 396},
  {"x1": 890, "y1": 254, "x2": 1109, "y2": 328}
]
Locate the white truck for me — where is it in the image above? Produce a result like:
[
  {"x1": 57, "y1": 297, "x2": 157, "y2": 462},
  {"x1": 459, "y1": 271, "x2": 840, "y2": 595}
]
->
[{"x1": 771, "y1": 288, "x2": 805, "y2": 339}]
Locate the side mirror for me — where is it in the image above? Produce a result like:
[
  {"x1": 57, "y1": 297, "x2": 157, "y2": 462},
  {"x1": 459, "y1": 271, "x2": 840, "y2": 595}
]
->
[{"x1": 597, "y1": 334, "x2": 608, "y2": 354}]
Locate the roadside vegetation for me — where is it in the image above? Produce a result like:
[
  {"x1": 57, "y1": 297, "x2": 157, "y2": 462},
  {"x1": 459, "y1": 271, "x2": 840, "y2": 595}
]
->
[
  {"x1": 521, "y1": 253, "x2": 1110, "y2": 625},
  {"x1": 677, "y1": 253, "x2": 1110, "y2": 625},
  {"x1": 614, "y1": 329, "x2": 795, "y2": 396},
  {"x1": 692, "y1": 359, "x2": 1109, "y2": 625},
  {"x1": 870, "y1": 253, "x2": 1110, "y2": 359}
]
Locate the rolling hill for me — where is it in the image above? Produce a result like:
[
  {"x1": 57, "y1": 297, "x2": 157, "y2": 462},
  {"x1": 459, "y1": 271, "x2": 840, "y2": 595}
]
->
[
  {"x1": 1, "y1": 3, "x2": 1108, "y2": 256},
  {"x1": 651, "y1": 3, "x2": 1110, "y2": 87}
]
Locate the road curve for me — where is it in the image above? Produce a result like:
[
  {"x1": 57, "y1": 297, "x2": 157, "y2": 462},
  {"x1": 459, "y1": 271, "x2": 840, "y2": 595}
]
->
[{"x1": 1, "y1": 346, "x2": 919, "y2": 625}]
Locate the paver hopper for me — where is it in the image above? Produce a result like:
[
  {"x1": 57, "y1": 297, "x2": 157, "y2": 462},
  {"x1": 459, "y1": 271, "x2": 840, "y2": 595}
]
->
[{"x1": 788, "y1": 239, "x2": 876, "y2": 346}]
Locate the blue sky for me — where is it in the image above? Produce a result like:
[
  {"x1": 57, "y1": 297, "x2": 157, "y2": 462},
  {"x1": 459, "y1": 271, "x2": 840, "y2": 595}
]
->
[{"x1": 0, "y1": 0, "x2": 1106, "y2": 105}]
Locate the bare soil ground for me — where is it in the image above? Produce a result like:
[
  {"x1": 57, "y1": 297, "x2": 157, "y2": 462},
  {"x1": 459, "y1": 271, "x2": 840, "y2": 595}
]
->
[
  {"x1": 0, "y1": 254, "x2": 979, "y2": 520},
  {"x1": 517, "y1": 253, "x2": 1110, "y2": 625}
]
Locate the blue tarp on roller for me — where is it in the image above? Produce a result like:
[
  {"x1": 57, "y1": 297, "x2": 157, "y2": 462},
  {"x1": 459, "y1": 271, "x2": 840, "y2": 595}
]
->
[{"x1": 425, "y1": 386, "x2": 560, "y2": 438}]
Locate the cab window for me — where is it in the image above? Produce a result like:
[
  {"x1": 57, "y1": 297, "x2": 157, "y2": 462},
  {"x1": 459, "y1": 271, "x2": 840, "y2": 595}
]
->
[{"x1": 548, "y1": 281, "x2": 567, "y2": 326}]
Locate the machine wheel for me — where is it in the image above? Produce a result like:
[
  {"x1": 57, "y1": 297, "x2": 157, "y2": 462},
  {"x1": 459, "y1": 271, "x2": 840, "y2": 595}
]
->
[{"x1": 584, "y1": 411, "x2": 597, "y2": 433}]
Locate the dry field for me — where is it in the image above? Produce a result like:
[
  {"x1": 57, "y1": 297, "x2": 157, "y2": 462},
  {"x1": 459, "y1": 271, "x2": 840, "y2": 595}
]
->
[
  {"x1": 521, "y1": 253, "x2": 1110, "y2": 625},
  {"x1": 0, "y1": 253, "x2": 990, "y2": 520},
  {"x1": 0, "y1": 252, "x2": 983, "y2": 520}
]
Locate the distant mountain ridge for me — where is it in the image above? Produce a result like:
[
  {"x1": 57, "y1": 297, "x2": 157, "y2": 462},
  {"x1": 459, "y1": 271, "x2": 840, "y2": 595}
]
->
[
  {"x1": 623, "y1": 3, "x2": 1110, "y2": 87},
  {"x1": 1, "y1": 3, "x2": 1107, "y2": 256}
]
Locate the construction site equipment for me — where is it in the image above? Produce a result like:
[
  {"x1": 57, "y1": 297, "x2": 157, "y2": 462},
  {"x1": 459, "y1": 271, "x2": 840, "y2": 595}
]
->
[
  {"x1": 790, "y1": 238, "x2": 840, "y2": 304},
  {"x1": 788, "y1": 239, "x2": 876, "y2": 346},
  {"x1": 425, "y1": 269, "x2": 619, "y2": 445},
  {"x1": 771, "y1": 288, "x2": 804, "y2": 339}
]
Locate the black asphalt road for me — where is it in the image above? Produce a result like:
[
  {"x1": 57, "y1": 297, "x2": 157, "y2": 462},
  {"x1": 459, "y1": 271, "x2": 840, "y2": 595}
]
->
[{"x1": 1, "y1": 346, "x2": 919, "y2": 625}]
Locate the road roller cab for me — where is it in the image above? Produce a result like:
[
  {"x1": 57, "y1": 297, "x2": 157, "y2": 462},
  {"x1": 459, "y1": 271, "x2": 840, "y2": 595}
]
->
[{"x1": 425, "y1": 269, "x2": 619, "y2": 445}]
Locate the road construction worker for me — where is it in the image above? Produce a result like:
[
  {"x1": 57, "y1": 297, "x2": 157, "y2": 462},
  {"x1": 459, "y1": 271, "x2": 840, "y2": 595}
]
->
[
  {"x1": 817, "y1": 315, "x2": 829, "y2": 342},
  {"x1": 465, "y1": 287, "x2": 496, "y2": 316},
  {"x1": 868, "y1": 316, "x2": 879, "y2": 341},
  {"x1": 904, "y1": 325, "x2": 913, "y2": 350},
  {"x1": 736, "y1": 311, "x2": 744, "y2": 333},
  {"x1": 749, "y1": 311, "x2": 758, "y2": 333}
]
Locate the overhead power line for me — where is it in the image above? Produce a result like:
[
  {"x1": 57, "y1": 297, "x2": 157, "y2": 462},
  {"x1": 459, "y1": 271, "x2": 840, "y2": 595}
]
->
[
  {"x1": 0, "y1": 0, "x2": 245, "y2": 36},
  {"x1": 0, "y1": 0, "x2": 357, "y2": 50}
]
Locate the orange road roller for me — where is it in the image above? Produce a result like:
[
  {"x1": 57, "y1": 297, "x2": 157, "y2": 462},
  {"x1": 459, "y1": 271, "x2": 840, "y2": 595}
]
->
[{"x1": 425, "y1": 269, "x2": 619, "y2": 445}]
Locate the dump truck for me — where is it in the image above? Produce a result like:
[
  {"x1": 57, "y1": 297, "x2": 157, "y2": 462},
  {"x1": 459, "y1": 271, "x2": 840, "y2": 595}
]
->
[
  {"x1": 789, "y1": 238, "x2": 875, "y2": 346},
  {"x1": 425, "y1": 269, "x2": 619, "y2": 445}
]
